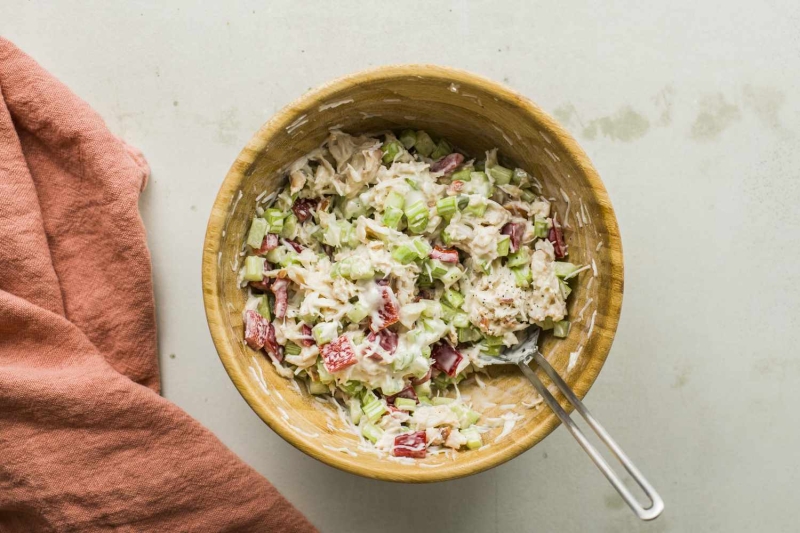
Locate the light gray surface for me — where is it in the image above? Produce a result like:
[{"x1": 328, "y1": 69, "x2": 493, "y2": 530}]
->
[{"x1": 3, "y1": 1, "x2": 799, "y2": 531}]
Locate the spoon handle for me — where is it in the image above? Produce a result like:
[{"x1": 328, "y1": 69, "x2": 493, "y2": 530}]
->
[{"x1": 518, "y1": 353, "x2": 664, "y2": 521}]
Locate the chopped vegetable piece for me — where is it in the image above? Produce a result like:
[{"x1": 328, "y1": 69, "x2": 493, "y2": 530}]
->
[
  {"x1": 436, "y1": 196, "x2": 459, "y2": 219},
  {"x1": 317, "y1": 361, "x2": 334, "y2": 384},
  {"x1": 395, "y1": 398, "x2": 417, "y2": 411},
  {"x1": 443, "y1": 289, "x2": 465, "y2": 309},
  {"x1": 458, "y1": 327, "x2": 482, "y2": 343},
  {"x1": 452, "y1": 168, "x2": 472, "y2": 182},
  {"x1": 431, "y1": 342, "x2": 463, "y2": 377},
  {"x1": 257, "y1": 295, "x2": 272, "y2": 320},
  {"x1": 489, "y1": 165, "x2": 513, "y2": 185},
  {"x1": 392, "y1": 242, "x2": 419, "y2": 264},
  {"x1": 430, "y1": 139, "x2": 453, "y2": 160},
  {"x1": 559, "y1": 278, "x2": 572, "y2": 299},
  {"x1": 414, "y1": 131, "x2": 436, "y2": 157},
  {"x1": 362, "y1": 399, "x2": 387, "y2": 423},
  {"x1": 553, "y1": 262, "x2": 578, "y2": 278},
  {"x1": 281, "y1": 213, "x2": 298, "y2": 239},
  {"x1": 399, "y1": 129, "x2": 417, "y2": 149},
  {"x1": 246, "y1": 218, "x2": 269, "y2": 249},
  {"x1": 349, "y1": 260, "x2": 375, "y2": 280},
  {"x1": 348, "y1": 398, "x2": 363, "y2": 424},
  {"x1": 361, "y1": 422, "x2": 384, "y2": 443},
  {"x1": 346, "y1": 303, "x2": 369, "y2": 324},
  {"x1": 243, "y1": 256, "x2": 266, "y2": 281},
  {"x1": 312, "y1": 322, "x2": 338, "y2": 345},
  {"x1": 284, "y1": 342, "x2": 301, "y2": 356},
  {"x1": 393, "y1": 431, "x2": 427, "y2": 458},
  {"x1": 512, "y1": 265, "x2": 532, "y2": 287},
  {"x1": 382, "y1": 140, "x2": 403, "y2": 164},
  {"x1": 462, "y1": 427, "x2": 482, "y2": 450},
  {"x1": 404, "y1": 197, "x2": 429, "y2": 234},
  {"x1": 431, "y1": 396, "x2": 455, "y2": 406},
  {"x1": 553, "y1": 320, "x2": 571, "y2": 338},
  {"x1": 533, "y1": 217, "x2": 550, "y2": 238},
  {"x1": 308, "y1": 380, "x2": 328, "y2": 395},
  {"x1": 264, "y1": 209, "x2": 285, "y2": 234},
  {"x1": 321, "y1": 335, "x2": 357, "y2": 372},
  {"x1": 463, "y1": 195, "x2": 488, "y2": 216},
  {"x1": 254, "y1": 233, "x2": 279, "y2": 255},
  {"x1": 497, "y1": 235, "x2": 511, "y2": 257},
  {"x1": 507, "y1": 247, "x2": 531, "y2": 268}
]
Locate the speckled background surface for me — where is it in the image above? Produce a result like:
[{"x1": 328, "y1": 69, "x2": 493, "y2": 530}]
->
[{"x1": 3, "y1": 2, "x2": 798, "y2": 531}]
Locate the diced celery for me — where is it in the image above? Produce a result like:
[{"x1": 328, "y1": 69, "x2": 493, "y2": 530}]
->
[
  {"x1": 340, "y1": 380, "x2": 364, "y2": 396},
  {"x1": 489, "y1": 165, "x2": 513, "y2": 185},
  {"x1": 484, "y1": 335, "x2": 505, "y2": 346},
  {"x1": 392, "y1": 351, "x2": 414, "y2": 372},
  {"x1": 440, "y1": 267, "x2": 464, "y2": 286},
  {"x1": 265, "y1": 247, "x2": 284, "y2": 264},
  {"x1": 421, "y1": 300, "x2": 441, "y2": 318},
  {"x1": 512, "y1": 168, "x2": 528, "y2": 185},
  {"x1": 441, "y1": 228, "x2": 453, "y2": 246},
  {"x1": 432, "y1": 396, "x2": 454, "y2": 406},
  {"x1": 278, "y1": 251, "x2": 299, "y2": 268},
  {"x1": 480, "y1": 343, "x2": 503, "y2": 356},
  {"x1": 285, "y1": 342, "x2": 301, "y2": 356},
  {"x1": 414, "y1": 131, "x2": 436, "y2": 157},
  {"x1": 399, "y1": 129, "x2": 417, "y2": 149},
  {"x1": 265, "y1": 209, "x2": 285, "y2": 234},
  {"x1": 430, "y1": 139, "x2": 453, "y2": 160},
  {"x1": 443, "y1": 289, "x2": 465, "y2": 309},
  {"x1": 417, "y1": 395, "x2": 432, "y2": 406},
  {"x1": 382, "y1": 140, "x2": 403, "y2": 164},
  {"x1": 417, "y1": 272, "x2": 435, "y2": 289},
  {"x1": 361, "y1": 390, "x2": 379, "y2": 407},
  {"x1": 554, "y1": 320, "x2": 571, "y2": 338},
  {"x1": 412, "y1": 237, "x2": 431, "y2": 258},
  {"x1": 257, "y1": 295, "x2": 272, "y2": 320},
  {"x1": 440, "y1": 302, "x2": 457, "y2": 322},
  {"x1": 346, "y1": 302, "x2": 369, "y2": 323},
  {"x1": 404, "y1": 196, "x2": 429, "y2": 234},
  {"x1": 507, "y1": 247, "x2": 531, "y2": 268},
  {"x1": 382, "y1": 206, "x2": 403, "y2": 229},
  {"x1": 521, "y1": 189, "x2": 537, "y2": 203},
  {"x1": 362, "y1": 399, "x2": 387, "y2": 423},
  {"x1": 451, "y1": 312, "x2": 469, "y2": 328},
  {"x1": 340, "y1": 220, "x2": 360, "y2": 248},
  {"x1": 414, "y1": 381, "x2": 432, "y2": 398},
  {"x1": 458, "y1": 327, "x2": 482, "y2": 343},
  {"x1": 331, "y1": 257, "x2": 352, "y2": 278},
  {"x1": 462, "y1": 427, "x2": 482, "y2": 450},
  {"x1": 392, "y1": 242, "x2": 419, "y2": 264},
  {"x1": 243, "y1": 256, "x2": 266, "y2": 281},
  {"x1": 512, "y1": 265, "x2": 532, "y2": 288},
  {"x1": 395, "y1": 398, "x2": 417, "y2": 411},
  {"x1": 452, "y1": 168, "x2": 472, "y2": 182},
  {"x1": 468, "y1": 171, "x2": 493, "y2": 197},
  {"x1": 407, "y1": 356, "x2": 430, "y2": 380},
  {"x1": 385, "y1": 190, "x2": 405, "y2": 210},
  {"x1": 281, "y1": 213, "x2": 298, "y2": 239},
  {"x1": 380, "y1": 378, "x2": 405, "y2": 397},
  {"x1": 553, "y1": 262, "x2": 578, "y2": 278},
  {"x1": 312, "y1": 322, "x2": 338, "y2": 345},
  {"x1": 246, "y1": 218, "x2": 268, "y2": 249},
  {"x1": 436, "y1": 196, "x2": 459, "y2": 219},
  {"x1": 533, "y1": 217, "x2": 550, "y2": 238},
  {"x1": 428, "y1": 259, "x2": 450, "y2": 279},
  {"x1": 361, "y1": 422, "x2": 384, "y2": 443},
  {"x1": 317, "y1": 360, "x2": 334, "y2": 384},
  {"x1": 539, "y1": 317, "x2": 555, "y2": 331},
  {"x1": 348, "y1": 398, "x2": 363, "y2": 425},
  {"x1": 497, "y1": 235, "x2": 511, "y2": 257},
  {"x1": 477, "y1": 259, "x2": 493, "y2": 275},
  {"x1": 463, "y1": 195, "x2": 487, "y2": 217},
  {"x1": 349, "y1": 260, "x2": 375, "y2": 280},
  {"x1": 343, "y1": 197, "x2": 367, "y2": 220},
  {"x1": 405, "y1": 178, "x2": 420, "y2": 190},
  {"x1": 351, "y1": 332, "x2": 365, "y2": 345},
  {"x1": 307, "y1": 380, "x2": 328, "y2": 395},
  {"x1": 559, "y1": 279, "x2": 572, "y2": 299}
]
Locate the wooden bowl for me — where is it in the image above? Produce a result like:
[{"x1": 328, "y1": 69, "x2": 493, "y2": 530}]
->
[{"x1": 202, "y1": 65, "x2": 623, "y2": 482}]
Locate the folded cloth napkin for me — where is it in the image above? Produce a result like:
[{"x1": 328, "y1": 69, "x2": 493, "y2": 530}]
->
[{"x1": 0, "y1": 38, "x2": 317, "y2": 533}]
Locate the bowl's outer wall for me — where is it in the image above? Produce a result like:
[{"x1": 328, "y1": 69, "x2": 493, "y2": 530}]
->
[{"x1": 202, "y1": 65, "x2": 623, "y2": 482}]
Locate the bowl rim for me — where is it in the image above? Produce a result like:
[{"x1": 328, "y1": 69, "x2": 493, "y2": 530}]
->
[{"x1": 202, "y1": 64, "x2": 623, "y2": 482}]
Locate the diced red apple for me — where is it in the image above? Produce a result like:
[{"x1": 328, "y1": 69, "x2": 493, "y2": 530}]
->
[
  {"x1": 321, "y1": 335, "x2": 357, "y2": 373},
  {"x1": 431, "y1": 342, "x2": 463, "y2": 377},
  {"x1": 393, "y1": 431, "x2": 427, "y2": 458}
]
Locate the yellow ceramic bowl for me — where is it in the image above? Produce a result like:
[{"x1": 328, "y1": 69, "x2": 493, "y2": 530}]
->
[{"x1": 202, "y1": 65, "x2": 623, "y2": 482}]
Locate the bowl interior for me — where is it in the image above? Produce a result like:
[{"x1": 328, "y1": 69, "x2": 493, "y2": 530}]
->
[{"x1": 202, "y1": 65, "x2": 623, "y2": 482}]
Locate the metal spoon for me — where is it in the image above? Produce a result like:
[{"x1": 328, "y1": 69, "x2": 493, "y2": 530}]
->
[{"x1": 479, "y1": 328, "x2": 664, "y2": 520}]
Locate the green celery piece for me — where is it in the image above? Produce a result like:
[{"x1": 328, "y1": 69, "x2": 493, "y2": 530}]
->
[
  {"x1": 340, "y1": 380, "x2": 364, "y2": 396},
  {"x1": 346, "y1": 302, "x2": 369, "y2": 323},
  {"x1": 332, "y1": 257, "x2": 352, "y2": 278},
  {"x1": 451, "y1": 168, "x2": 472, "y2": 182},
  {"x1": 385, "y1": 190, "x2": 405, "y2": 210},
  {"x1": 246, "y1": 218, "x2": 268, "y2": 249},
  {"x1": 512, "y1": 265, "x2": 532, "y2": 288},
  {"x1": 553, "y1": 262, "x2": 578, "y2": 278},
  {"x1": 307, "y1": 380, "x2": 328, "y2": 395},
  {"x1": 243, "y1": 256, "x2": 266, "y2": 281},
  {"x1": 497, "y1": 235, "x2": 511, "y2": 257},
  {"x1": 257, "y1": 295, "x2": 272, "y2": 320},
  {"x1": 414, "y1": 131, "x2": 436, "y2": 157},
  {"x1": 361, "y1": 422, "x2": 384, "y2": 443},
  {"x1": 521, "y1": 189, "x2": 537, "y2": 203},
  {"x1": 317, "y1": 361, "x2": 334, "y2": 384},
  {"x1": 392, "y1": 243, "x2": 419, "y2": 264},
  {"x1": 407, "y1": 356, "x2": 430, "y2": 380},
  {"x1": 417, "y1": 272, "x2": 435, "y2": 289},
  {"x1": 417, "y1": 395, "x2": 432, "y2": 406},
  {"x1": 533, "y1": 217, "x2": 550, "y2": 238},
  {"x1": 458, "y1": 327, "x2": 481, "y2": 343},
  {"x1": 392, "y1": 351, "x2": 414, "y2": 372},
  {"x1": 507, "y1": 247, "x2": 531, "y2": 268},
  {"x1": 440, "y1": 301, "x2": 457, "y2": 322},
  {"x1": 512, "y1": 168, "x2": 528, "y2": 185},
  {"x1": 281, "y1": 213, "x2": 298, "y2": 239},
  {"x1": 380, "y1": 378, "x2": 405, "y2": 397},
  {"x1": 395, "y1": 398, "x2": 417, "y2": 411},
  {"x1": 362, "y1": 399, "x2": 387, "y2": 423},
  {"x1": 399, "y1": 129, "x2": 417, "y2": 149},
  {"x1": 489, "y1": 165, "x2": 513, "y2": 185},
  {"x1": 404, "y1": 200, "x2": 429, "y2": 234},
  {"x1": 463, "y1": 196, "x2": 487, "y2": 217},
  {"x1": 539, "y1": 317, "x2": 555, "y2": 331},
  {"x1": 412, "y1": 237, "x2": 431, "y2": 258},
  {"x1": 484, "y1": 335, "x2": 505, "y2": 346},
  {"x1": 312, "y1": 322, "x2": 338, "y2": 344},
  {"x1": 553, "y1": 320, "x2": 571, "y2": 338},
  {"x1": 436, "y1": 196, "x2": 459, "y2": 219},
  {"x1": 430, "y1": 139, "x2": 453, "y2": 160},
  {"x1": 456, "y1": 195, "x2": 470, "y2": 210},
  {"x1": 480, "y1": 343, "x2": 503, "y2": 356},
  {"x1": 349, "y1": 260, "x2": 374, "y2": 280},
  {"x1": 348, "y1": 398, "x2": 363, "y2": 425},
  {"x1": 559, "y1": 279, "x2": 572, "y2": 299},
  {"x1": 451, "y1": 312, "x2": 469, "y2": 328},
  {"x1": 421, "y1": 300, "x2": 441, "y2": 318},
  {"x1": 344, "y1": 197, "x2": 368, "y2": 220},
  {"x1": 440, "y1": 267, "x2": 464, "y2": 286},
  {"x1": 431, "y1": 396, "x2": 454, "y2": 406},
  {"x1": 462, "y1": 427, "x2": 482, "y2": 450},
  {"x1": 361, "y1": 389, "x2": 379, "y2": 407},
  {"x1": 428, "y1": 259, "x2": 449, "y2": 279},
  {"x1": 381, "y1": 140, "x2": 403, "y2": 164},
  {"x1": 441, "y1": 228, "x2": 453, "y2": 246},
  {"x1": 443, "y1": 289, "x2": 465, "y2": 309},
  {"x1": 284, "y1": 342, "x2": 301, "y2": 356},
  {"x1": 382, "y1": 206, "x2": 404, "y2": 229},
  {"x1": 278, "y1": 251, "x2": 299, "y2": 268},
  {"x1": 414, "y1": 381, "x2": 432, "y2": 398},
  {"x1": 264, "y1": 208, "x2": 284, "y2": 234}
]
